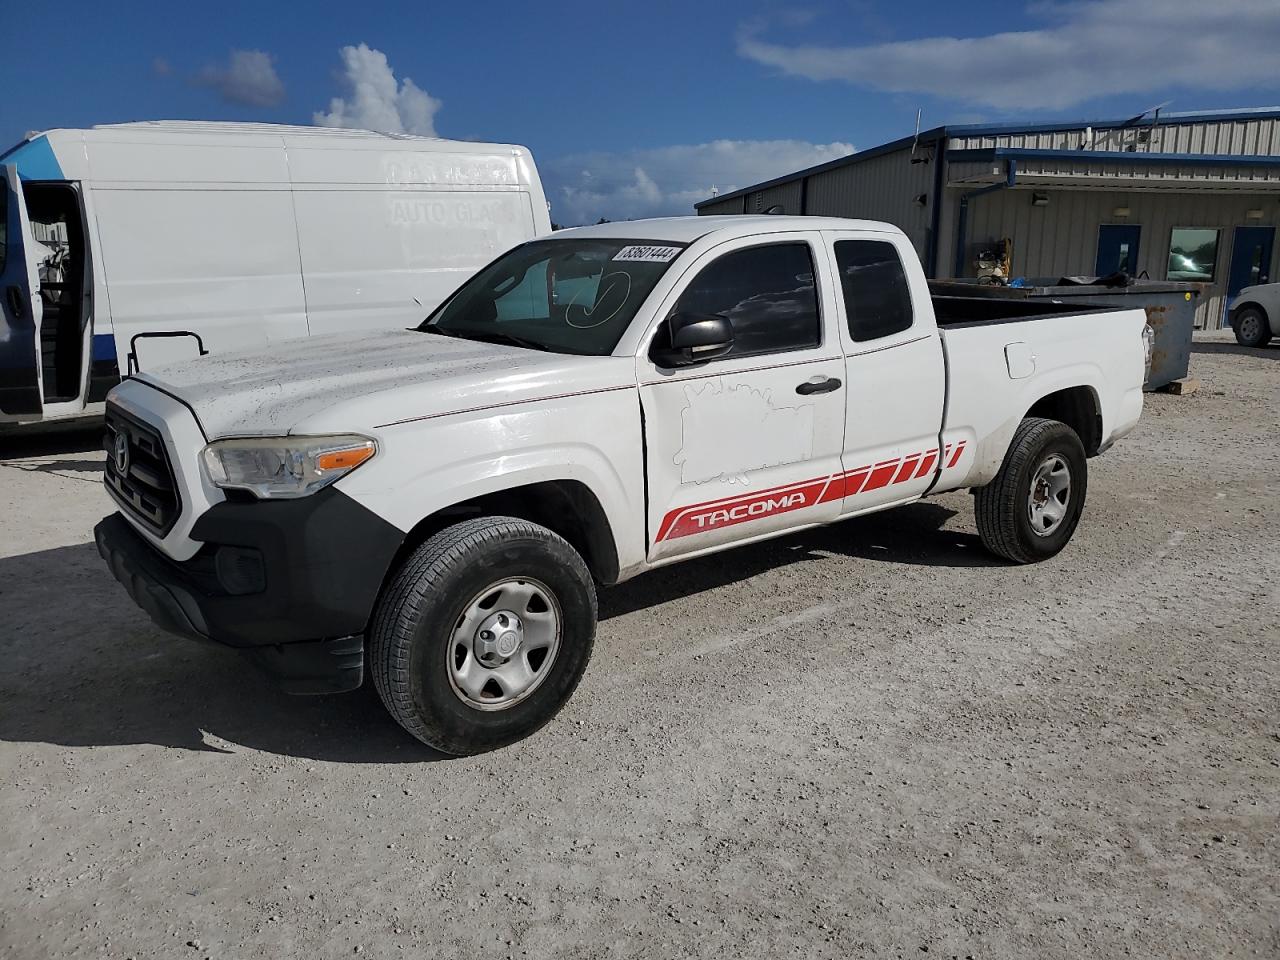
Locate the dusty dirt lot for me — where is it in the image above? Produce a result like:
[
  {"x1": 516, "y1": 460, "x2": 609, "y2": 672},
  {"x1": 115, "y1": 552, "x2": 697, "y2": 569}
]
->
[{"x1": 1, "y1": 332, "x2": 1277, "y2": 959}]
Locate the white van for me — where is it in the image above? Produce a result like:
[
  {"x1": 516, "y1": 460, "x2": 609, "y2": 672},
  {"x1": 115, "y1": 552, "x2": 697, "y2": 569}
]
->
[{"x1": 0, "y1": 121, "x2": 551, "y2": 425}]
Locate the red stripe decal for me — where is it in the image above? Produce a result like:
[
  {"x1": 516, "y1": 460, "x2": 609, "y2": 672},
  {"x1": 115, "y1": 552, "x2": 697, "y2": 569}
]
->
[
  {"x1": 893, "y1": 455, "x2": 922, "y2": 485},
  {"x1": 913, "y1": 450, "x2": 938, "y2": 478},
  {"x1": 862, "y1": 459, "x2": 901, "y2": 492},
  {"x1": 843, "y1": 468, "x2": 871, "y2": 496},
  {"x1": 656, "y1": 441, "x2": 970, "y2": 542},
  {"x1": 658, "y1": 477, "x2": 830, "y2": 541},
  {"x1": 818, "y1": 474, "x2": 847, "y2": 503}
]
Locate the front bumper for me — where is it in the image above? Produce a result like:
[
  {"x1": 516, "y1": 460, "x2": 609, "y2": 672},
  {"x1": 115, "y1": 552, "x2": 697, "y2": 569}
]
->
[{"x1": 95, "y1": 487, "x2": 405, "y2": 694}]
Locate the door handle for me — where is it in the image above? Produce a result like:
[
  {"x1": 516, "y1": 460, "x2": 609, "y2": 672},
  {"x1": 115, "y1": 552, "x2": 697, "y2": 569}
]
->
[
  {"x1": 796, "y1": 376, "x2": 842, "y2": 395},
  {"x1": 5, "y1": 285, "x2": 23, "y2": 319}
]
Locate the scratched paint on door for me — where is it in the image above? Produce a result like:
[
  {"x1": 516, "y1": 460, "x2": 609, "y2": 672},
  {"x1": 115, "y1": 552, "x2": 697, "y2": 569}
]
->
[{"x1": 674, "y1": 380, "x2": 813, "y2": 485}]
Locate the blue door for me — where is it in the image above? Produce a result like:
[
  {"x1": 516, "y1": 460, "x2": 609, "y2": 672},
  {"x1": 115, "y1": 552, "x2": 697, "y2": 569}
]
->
[
  {"x1": 1227, "y1": 226, "x2": 1274, "y2": 300},
  {"x1": 1095, "y1": 224, "x2": 1142, "y2": 276}
]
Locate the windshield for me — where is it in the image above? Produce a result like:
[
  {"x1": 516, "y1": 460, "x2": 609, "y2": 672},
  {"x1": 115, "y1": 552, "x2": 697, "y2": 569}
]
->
[{"x1": 421, "y1": 238, "x2": 687, "y2": 355}]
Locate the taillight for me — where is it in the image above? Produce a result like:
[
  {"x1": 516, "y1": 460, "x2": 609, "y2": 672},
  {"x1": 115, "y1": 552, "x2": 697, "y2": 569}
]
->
[{"x1": 1141, "y1": 324, "x2": 1155, "y2": 383}]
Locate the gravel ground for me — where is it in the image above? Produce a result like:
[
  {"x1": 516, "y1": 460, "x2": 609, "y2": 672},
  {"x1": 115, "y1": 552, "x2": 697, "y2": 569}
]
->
[{"x1": 1, "y1": 331, "x2": 1277, "y2": 959}]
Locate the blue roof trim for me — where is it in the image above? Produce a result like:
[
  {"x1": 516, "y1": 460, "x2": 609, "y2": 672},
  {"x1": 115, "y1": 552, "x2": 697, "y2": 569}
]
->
[
  {"x1": 696, "y1": 106, "x2": 1280, "y2": 209},
  {"x1": 0, "y1": 135, "x2": 64, "y2": 181},
  {"x1": 948, "y1": 147, "x2": 1280, "y2": 168}
]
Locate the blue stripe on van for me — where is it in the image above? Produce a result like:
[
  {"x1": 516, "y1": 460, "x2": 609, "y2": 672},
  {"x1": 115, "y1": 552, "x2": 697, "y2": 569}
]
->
[
  {"x1": 0, "y1": 135, "x2": 64, "y2": 181},
  {"x1": 92, "y1": 333, "x2": 117, "y2": 362}
]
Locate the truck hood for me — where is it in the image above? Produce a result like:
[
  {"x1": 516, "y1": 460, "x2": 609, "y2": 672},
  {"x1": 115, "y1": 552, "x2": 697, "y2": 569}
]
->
[{"x1": 134, "y1": 329, "x2": 636, "y2": 439}]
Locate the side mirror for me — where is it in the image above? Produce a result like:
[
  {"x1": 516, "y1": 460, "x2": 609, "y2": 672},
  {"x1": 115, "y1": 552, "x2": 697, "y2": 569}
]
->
[{"x1": 652, "y1": 312, "x2": 733, "y2": 367}]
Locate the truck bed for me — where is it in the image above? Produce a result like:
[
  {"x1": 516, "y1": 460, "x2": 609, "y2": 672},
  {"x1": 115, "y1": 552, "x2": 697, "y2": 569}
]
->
[{"x1": 931, "y1": 295, "x2": 1112, "y2": 328}]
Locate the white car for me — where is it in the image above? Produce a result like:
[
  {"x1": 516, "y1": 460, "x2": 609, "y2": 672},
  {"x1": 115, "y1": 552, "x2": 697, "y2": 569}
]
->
[
  {"x1": 95, "y1": 216, "x2": 1152, "y2": 754},
  {"x1": 1228, "y1": 283, "x2": 1278, "y2": 347}
]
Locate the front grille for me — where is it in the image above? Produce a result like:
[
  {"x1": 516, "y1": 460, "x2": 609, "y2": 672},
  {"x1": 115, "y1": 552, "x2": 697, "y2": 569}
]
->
[{"x1": 104, "y1": 403, "x2": 181, "y2": 537}]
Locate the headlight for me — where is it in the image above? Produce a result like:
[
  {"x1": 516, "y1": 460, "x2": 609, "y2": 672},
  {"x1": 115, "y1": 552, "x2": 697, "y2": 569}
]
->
[
  {"x1": 1141, "y1": 323, "x2": 1155, "y2": 382},
  {"x1": 201, "y1": 434, "x2": 377, "y2": 499}
]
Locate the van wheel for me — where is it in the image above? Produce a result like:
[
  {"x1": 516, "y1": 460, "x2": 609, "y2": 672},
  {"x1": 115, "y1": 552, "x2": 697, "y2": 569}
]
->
[
  {"x1": 1233, "y1": 306, "x2": 1272, "y2": 347},
  {"x1": 370, "y1": 516, "x2": 597, "y2": 755},
  {"x1": 974, "y1": 417, "x2": 1088, "y2": 564}
]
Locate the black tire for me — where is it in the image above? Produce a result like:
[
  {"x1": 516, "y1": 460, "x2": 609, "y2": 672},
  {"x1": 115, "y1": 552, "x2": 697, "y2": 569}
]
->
[
  {"x1": 370, "y1": 516, "x2": 597, "y2": 755},
  {"x1": 1233, "y1": 306, "x2": 1273, "y2": 348},
  {"x1": 974, "y1": 417, "x2": 1088, "y2": 564}
]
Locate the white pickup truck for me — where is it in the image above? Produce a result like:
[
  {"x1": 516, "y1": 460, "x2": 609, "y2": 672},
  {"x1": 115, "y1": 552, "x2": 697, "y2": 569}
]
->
[{"x1": 96, "y1": 216, "x2": 1152, "y2": 754}]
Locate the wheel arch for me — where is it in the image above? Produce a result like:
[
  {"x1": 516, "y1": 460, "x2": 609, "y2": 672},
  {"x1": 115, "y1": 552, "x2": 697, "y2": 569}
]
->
[
  {"x1": 1232, "y1": 300, "x2": 1268, "y2": 324},
  {"x1": 1023, "y1": 384, "x2": 1103, "y2": 456},
  {"x1": 383, "y1": 479, "x2": 622, "y2": 590}
]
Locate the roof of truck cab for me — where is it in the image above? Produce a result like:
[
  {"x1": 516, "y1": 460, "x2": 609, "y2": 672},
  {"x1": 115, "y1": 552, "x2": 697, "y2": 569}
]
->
[{"x1": 553, "y1": 215, "x2": 905, "y2": 244}]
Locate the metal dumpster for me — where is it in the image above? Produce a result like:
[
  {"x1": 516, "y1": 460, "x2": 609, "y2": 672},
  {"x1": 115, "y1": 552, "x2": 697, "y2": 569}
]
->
[{"x1": 928, "y1": 278, "x2": 1204, "y2": 391}]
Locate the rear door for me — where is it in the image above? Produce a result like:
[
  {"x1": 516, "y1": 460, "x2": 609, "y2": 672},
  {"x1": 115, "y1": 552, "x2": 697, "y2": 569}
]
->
[
  {"x1": 825, "y1": 231, "x2": 948, "y2": 514},
  {"x1": 0, "y1": 165, "x2": 44, "y2": 420},
  {"x1": 639, "y1": 233, "x2": 848, "y2": 562}
]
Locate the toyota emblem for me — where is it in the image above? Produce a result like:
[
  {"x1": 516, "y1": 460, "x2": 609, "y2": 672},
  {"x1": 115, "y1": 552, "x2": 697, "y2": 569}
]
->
[{"x1": 114, "y1": 432, "x2": 130, "y2": 475}]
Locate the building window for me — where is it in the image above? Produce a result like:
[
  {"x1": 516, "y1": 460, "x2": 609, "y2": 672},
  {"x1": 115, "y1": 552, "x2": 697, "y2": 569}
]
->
[{"x1": 1167, "y1": 228, "x2": 1220, "y2": 282}]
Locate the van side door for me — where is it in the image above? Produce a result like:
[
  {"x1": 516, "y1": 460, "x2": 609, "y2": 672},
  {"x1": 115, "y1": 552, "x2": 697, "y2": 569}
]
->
[
  {"x1": 0, "y1": 165, "x2": 45, "y2": 420},
  {"x1": 638, "y1": 232, "x2": 847, "y2": 562},
  {"x1": 823, "y1": 230, "x2": 948, "y2": 513}
]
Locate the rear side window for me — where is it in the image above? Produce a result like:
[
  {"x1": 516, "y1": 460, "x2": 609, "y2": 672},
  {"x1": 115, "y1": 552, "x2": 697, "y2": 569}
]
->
[
  {"x1": 834, "y1": 240, "x2": 914, "y2": 342},
  {"x1": 675, "y1": 243, "x2": 820, "y2": 358}
]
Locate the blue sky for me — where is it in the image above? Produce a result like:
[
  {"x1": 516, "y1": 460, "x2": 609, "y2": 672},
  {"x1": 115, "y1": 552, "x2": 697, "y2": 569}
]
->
[{"x1": 4, "y1": 0, "x2": 1279, "y2": 224}]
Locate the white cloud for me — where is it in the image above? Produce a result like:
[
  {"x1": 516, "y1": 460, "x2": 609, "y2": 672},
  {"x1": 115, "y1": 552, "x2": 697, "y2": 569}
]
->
[
  {"x1": 313, "y1": 44, "x2": 441, "y2": 136},
  {"x1": 738, "y1": 0, "x2": 1280, "y2": 110},
  {"x1": 546, "y1": 139, "x2": 855, "y2": 225},
  {"x1": 196, "y1": 50, "x2": 285, "y2": 108}
]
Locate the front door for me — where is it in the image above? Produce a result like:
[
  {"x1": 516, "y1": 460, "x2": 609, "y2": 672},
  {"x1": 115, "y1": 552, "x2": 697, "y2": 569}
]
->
[
  {"x1": 1227, "y1": 226, "x2": 1274, "y2": 300},
  {"x1": 0, "y1": 164, "x2": 44, "y2": 420},
  {"x1": 639, "y1": 234, "x2": 847, "y2": 562},
  {"x1": 1095, "y1": 224, "x2": 1142, "y2": 277}
]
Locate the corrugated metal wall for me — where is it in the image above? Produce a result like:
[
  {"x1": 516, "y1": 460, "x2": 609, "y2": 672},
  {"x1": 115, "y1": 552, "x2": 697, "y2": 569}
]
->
[
  {"x1": 947, "y1": 187, "x2": 1280, "y2": 327},
  {"x1": 948, "y1": 117, "x2": 1280, "y2": 156},
  {"x1": 696, "y1": 195, "x2": 742, "y2": 216},
  {"x1": 695, "y1": 146, "x2": 935, "y2": 264},
  {"x1": 804, "y1": 148, "x2": 934, "y2": 261},
  {"x1": 696, "y1": 181, "x2": 803, "y2": 217},
  {"x1": 1008, "y1": 157, "x2": 1280, "y2": 188}
]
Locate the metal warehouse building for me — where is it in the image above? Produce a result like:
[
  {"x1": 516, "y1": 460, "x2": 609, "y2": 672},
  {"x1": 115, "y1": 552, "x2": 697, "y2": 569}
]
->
[{"x1": 695, "y1": 108, "x2": 1280, "y2": 328}]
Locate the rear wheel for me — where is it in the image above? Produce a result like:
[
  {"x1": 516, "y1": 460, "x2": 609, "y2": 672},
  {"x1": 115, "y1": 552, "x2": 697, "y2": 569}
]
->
[
  {"x1": 975, "y1": 417, "x2": 1088, "y2": 564},
  {"x1": 370, "y1": 516, "x2": 597, "y2": 755},
  {"x1": 1233, "y1": 306, "x2": 1272, "y2": 348}
]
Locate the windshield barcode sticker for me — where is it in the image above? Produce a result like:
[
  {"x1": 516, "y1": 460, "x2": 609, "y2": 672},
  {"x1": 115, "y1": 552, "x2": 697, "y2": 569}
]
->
[{"x1": 613, "y1": 245, "x2": 681, "y2": 263}]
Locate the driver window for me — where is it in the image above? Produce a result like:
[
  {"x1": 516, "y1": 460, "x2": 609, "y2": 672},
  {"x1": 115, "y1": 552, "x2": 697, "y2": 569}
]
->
[{"x1": 674, "y1": 242, "x2": 820, "y2": 359}]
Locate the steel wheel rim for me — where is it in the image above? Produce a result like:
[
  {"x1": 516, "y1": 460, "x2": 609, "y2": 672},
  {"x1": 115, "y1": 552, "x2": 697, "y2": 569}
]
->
[
  {"x1": 1239, "y1": 315, "x2": 1260, "y2": 341},
  {"x1": 1028, "y1": 454, "x2": 1071, "y2": 537},
  {"x1": 445, "y1": 577, "x2": 562, "y2": 712}
]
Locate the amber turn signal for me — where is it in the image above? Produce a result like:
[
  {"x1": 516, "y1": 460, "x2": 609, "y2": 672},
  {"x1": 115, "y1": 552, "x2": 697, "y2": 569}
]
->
[{"x1": 316, "y1": 445, "x2": 375, "y2": 471}]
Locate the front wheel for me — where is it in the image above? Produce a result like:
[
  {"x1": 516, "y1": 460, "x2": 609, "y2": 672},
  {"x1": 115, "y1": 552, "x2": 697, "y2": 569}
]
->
[
  {"x1": 1233, "y1": 306, "x2": 1273, "y2": 348},
  {"x1": 974, "y1": 417, "x2": 1088, "y2": 564},
  {"x1": 369, "y1": 516, "x2": 597, "y2": 755}
]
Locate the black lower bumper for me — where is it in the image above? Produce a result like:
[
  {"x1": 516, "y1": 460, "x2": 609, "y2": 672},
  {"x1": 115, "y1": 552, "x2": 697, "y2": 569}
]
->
[{"x1": 95, "y1": 488, "x2": 405, "y2": 694}]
